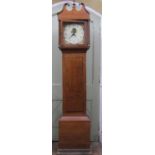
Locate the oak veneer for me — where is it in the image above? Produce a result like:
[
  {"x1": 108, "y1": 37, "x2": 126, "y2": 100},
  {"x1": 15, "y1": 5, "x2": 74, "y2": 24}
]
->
[{"x1": 57, "y1": 3, "x2": 91, "y2": 150}]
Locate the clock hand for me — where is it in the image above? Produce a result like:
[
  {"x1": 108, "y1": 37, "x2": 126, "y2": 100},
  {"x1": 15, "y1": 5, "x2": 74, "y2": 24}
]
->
[
  {"x1": 69, "y1": 28, "x2": 77, "y2": 39},
  {"x1": 69, "y1": 33, "x2": 76, "y2": 39}
]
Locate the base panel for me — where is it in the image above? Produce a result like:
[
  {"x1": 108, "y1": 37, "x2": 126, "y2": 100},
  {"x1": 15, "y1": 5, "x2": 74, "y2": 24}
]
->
[{"x1": 58, "y1": 115, "x2": 91, "y2": 149}]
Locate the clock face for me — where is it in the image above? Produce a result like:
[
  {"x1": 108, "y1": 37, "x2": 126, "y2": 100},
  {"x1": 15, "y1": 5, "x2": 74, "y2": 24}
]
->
[{"x1": 64, "y1": 23, "x2": 84, "y2": 45}]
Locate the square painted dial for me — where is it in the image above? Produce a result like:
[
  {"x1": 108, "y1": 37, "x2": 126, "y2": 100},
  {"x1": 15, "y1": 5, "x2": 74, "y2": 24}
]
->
[{"x1": 64, "y1": 23, "x2": 84, "y2": 45}]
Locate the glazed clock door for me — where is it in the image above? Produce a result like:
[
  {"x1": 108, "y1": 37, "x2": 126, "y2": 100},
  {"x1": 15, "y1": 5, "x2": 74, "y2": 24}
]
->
[{"x1": 52, "y1": 3, "x2": 101, "y2": 141}]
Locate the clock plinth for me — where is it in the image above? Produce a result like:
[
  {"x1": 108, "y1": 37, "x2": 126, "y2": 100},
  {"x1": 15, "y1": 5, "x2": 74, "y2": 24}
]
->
[
  {"x1": 59, "y1": 115, "x2": 90, "y2": 149},
  {"x1": 57, "y1": 3, "x2": 91, "y2": 151}
]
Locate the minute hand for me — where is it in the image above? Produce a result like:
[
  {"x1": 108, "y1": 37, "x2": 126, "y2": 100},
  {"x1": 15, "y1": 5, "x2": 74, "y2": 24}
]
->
[{"x1": 70, "y1": 33, "x2": 76, "y2": 38}]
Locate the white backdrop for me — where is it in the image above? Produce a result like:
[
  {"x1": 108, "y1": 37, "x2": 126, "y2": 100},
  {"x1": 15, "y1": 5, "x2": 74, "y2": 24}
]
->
[
  {"x1": 0, "y1": 0, "x2": 155, "y2": 155},
  {"x1": 102, "y1": 0, "x2": 155, "y2": 155}
]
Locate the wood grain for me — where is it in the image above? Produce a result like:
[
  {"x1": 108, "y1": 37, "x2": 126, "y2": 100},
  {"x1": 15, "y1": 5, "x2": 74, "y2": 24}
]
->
[
  {"x1": 63, "y1": 53, "x2": 86, "y2": 114},
  {"x1": 59, "y1": 116, "x2": 90, "y2": 149},
  {"x1": 57, "y1": 3, "x2": 91, "y2": 150},
  {"x1": 58, "y1": 3, "x2": 90, "y2": 20}
]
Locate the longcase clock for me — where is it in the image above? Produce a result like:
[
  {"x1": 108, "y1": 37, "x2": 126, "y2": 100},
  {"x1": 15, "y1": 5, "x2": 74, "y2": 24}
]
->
[{"x1": 57, "y1": 2, "x2": 91, "y2": 153}]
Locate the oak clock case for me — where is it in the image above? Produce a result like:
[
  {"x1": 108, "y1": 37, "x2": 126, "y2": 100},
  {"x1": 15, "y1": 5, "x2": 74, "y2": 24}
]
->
[{"x1": 57, "y1": 3, "x2": 91, "y2": 151}]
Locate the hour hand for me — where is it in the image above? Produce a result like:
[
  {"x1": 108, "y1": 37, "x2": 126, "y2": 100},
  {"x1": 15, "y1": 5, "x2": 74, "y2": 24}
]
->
[{"x1": 69, "y1": 33, "x2": 75, "y2": 38}]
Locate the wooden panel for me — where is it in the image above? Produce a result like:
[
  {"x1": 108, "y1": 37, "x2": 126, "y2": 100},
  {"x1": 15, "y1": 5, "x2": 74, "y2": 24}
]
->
[
  {"x1": 63, "y1": 53, "x2": 86, "y2": 114},
  {"x1": 52, "y1": 100, "x2": 92, "y2": 140},
  {"x1": 59, "y1": 116, "x2": 90, "y2": 149},
  {"x1": 58, "y1": 3, "x2": 90, "y2": 20}
]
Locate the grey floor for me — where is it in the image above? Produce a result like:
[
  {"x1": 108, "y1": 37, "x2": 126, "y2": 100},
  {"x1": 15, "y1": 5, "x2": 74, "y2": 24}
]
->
[{"x1": 52, "y1": 142, "x2": 102, "y2": 155}]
